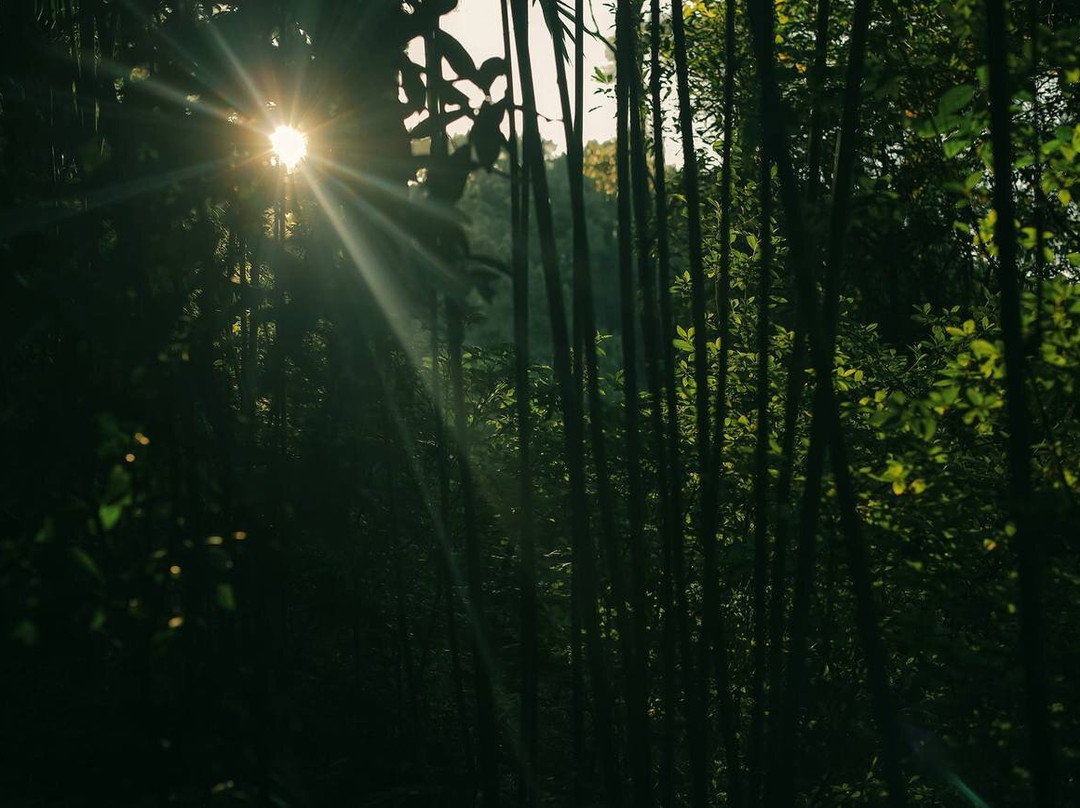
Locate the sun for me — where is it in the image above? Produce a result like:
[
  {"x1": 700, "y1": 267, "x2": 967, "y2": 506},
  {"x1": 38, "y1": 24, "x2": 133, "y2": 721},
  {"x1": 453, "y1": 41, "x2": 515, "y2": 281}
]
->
[{"x1": 269, "y1": 125, "x2": 307, "y2": 172}]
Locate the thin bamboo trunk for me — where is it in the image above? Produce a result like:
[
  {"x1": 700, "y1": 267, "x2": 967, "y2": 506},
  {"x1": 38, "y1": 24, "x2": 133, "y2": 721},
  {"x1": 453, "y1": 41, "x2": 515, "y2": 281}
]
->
[
  {"x1": 538, "y1": 3, "x2": 627, "y2": 801},
  {"x1": 448, "y1": 301, "x2": 500, "y2": 806},
  {"x1": 511, "y1": 1, "x2": 623, "y2": 803},
  {"x1": 804, "y1": 0, "x2": 831, "y2": 202},
  {"x1": 669, "y1": 1, "x2": 718, "y2": 804},
  {"x1": 708, "y1": 1, "x2": 746, "y2": 804},
  {"x1": 501, "y1": 1, "x2": 538, "y2": 802},
  {"x1": 616, "y1": 0, "x2": 658, "y2": 802},
  {"x1": 985, "y1": 0, "x2": 1056, "y2": 802},
  {"x1": 648, "y1": 3, "x2": 680, "y2": 804},
  {"x1": 430, "y1": 299, "x2": 475, "y2": 778},
  {"x1": 571, "y1": 5, "x2": 589, "y2": 799},
  {"x1": 670, "y1": 0, "x2": 741, "y2": 803},
  {"x1": 425, "y1": 26, "x2": 475, "y2": 779},
  {"x1": 763, "y1": 0, "x2": 830, "y2": 759},
  {"x1": 389, "y1": 456, "x2": 420, "y2": 756},
  {"x1": 744, "y1": 0, "x2": 907, "y2": 805},
  {"x1": 748, "y1": 139, "x2": 772, "y2": 808}
]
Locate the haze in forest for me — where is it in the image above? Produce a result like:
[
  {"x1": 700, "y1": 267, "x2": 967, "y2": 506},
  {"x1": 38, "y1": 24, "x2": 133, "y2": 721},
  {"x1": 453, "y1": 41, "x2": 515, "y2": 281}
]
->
[{"x1": 1, "y1": 1, "x2": 1077, "y2": 807}]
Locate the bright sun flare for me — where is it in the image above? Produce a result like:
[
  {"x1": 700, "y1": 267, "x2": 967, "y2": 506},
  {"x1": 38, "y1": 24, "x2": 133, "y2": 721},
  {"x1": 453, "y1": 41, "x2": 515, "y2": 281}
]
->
[{"x1": 270, "y1": 125, "x2": 307, "y2": 171}]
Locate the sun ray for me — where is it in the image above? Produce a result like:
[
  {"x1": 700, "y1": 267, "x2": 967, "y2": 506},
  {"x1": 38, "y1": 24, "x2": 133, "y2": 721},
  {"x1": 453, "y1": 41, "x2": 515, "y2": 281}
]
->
[
  {"x1": 301, "y1": 166, "x2": 427, "y2": 366},
  {"x1": 204, "y1": 22, "x2": 278, "y2": 132},
  {"x1": 302, "y1": 166, "x2": 517, "y2": 541},
  {"x1": 117, "y1": 0, "x2": 260, "y2": 118},
  {"x1": 0, "y1": 157, "x2": 234, "y2": 240},
  {"x1": 308, "y1": 154, "x2": 464, "y2": 228},
  {"x1": 368, "y1": 275, "x2": 528, "y2": 785},
  {"x1": 370, "y1": 353, "x2": 512, "y2": 737},
  {"x1": 329, "y1": 179, "x2": 470, "y2": 309},
  {"x1": 99, "y1": 58, "x2": 249, "y2": 127}
]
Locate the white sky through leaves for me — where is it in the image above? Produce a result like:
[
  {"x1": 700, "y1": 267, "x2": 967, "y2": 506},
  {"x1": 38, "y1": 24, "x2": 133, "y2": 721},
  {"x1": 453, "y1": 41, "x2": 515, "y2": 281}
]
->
[{"x1": 409, "y1": 0, "x2": 618, "y2": 152}]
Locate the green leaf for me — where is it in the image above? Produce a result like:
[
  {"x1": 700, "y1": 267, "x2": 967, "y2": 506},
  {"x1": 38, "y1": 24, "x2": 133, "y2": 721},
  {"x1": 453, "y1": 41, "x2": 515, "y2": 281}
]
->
[
  {"x1": 398, "y1": 59, "x2": 426, "y2": 115},
  {"x1": 434, "y1": 30, "x2": 477, "y2": 81},
  {"x1": 937, "y1": 384, "x2": 960, "y2": 405},
  {"x1": 216, "y1": 583, "x2": 237, "y2": 611},
  {"x1": 869, "y1": 409, "x2": 892, "y2": 427},
  {"x1": 943, "y1": 136, "x2": 971, "y2": 159},
  {"x1": 469, "y1": 100, "x2": 506, "y2": 168},
  {"x1": 938, "y1": 84, "x2": 974, "y2": 116},
  {"x1": 474, "y1": 57, "x2": 506, "y2": 93},
  {"x1": 99, "y1": 502, "x2": 124, "y2": 531},
  {"x1": 71, "y1": 547, "x2": 105, "y2": 583},
  {"x1": 35, "y1": 517, "x2": 55, "y2": 544},
  {"x1": 914, "y1": 117, "x2": 938, "y2": 138}
]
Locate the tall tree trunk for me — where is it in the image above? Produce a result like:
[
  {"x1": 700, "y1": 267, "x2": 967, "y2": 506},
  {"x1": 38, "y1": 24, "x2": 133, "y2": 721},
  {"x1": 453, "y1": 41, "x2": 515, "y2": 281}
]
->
[
  {"x1": 671, "y1": 1, "x2": 741, "y2": 803},
  {"x1": 502, "y1": 1, "x2": 538, "y2": 802},
  {"x1": 762, "y1": 0, "x2": 829, "y2": 768},
  {"x1": 804, "y1": 0, "x2": 832, "y2": 202},
  {"x1": 665, "y1": 0, "x2": 717, "y2": 803},
  {"x1": 571, "y1": 4, "x2": 589, "y2": 799},
  {"x1": 447, "y1": 301, "x2": 501, "y2": 807},
  {"x1": 539, "y1": 2, "x2": 633, "y2": 802},
  {"x1": 430, "y1": 299, "x2": 475, "y2": 780},
  {"x1": 712, "y1": 1, "x2": 747, "y2": 805},
  {"x1": 237, "y1": 234, "x2": 249, "y2": 416},
  {"x1": 648, "y1": 3, "x2": 680, "y2": 804},
  {"x1": 1027, "y1": 0, "x2": 1047, "y2": 347},
  {"x1": 758, "y1": 13, "x2": 829, "y2": 722},
  {"x1": 272, "y1": 191, "x2": 288, "y2": 457},
  {"x1": 247, "y1": 244, "x2": 260, "y2": 424},
  {"x1": 748, "y1": 139, "x2": 772, "y2": 808},
  {"x1": 616, "y1": 0, "x2": 658, "y2": 802},
  {"x1": 764, "y1": 0, "x2": 831, "y2": 696},
  {"x1": 744, "y1": 0, "x2": 907, "y2": 805},
  {"x1": 426, "y1": 27, "x2": 476, "y2": 785},
  {"x1": 985, "y1": 0, "x2": 1056, "y2": 803},
  {"x1": 389, "y1": 450, "x2": 420, "y2": 758},
  {"x1": 511, "y1": 1, "x2": 623, "y2": 803}
]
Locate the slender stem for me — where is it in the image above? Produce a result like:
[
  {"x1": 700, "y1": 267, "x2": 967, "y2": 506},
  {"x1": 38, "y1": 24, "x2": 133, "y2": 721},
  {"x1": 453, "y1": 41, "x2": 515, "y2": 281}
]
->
[
  {"x1": 502, "y1": 0, "x2": 537, "y2": 802},
  {"x1": 986, "y1": 0, "x2": 1056, "y2": 803}
]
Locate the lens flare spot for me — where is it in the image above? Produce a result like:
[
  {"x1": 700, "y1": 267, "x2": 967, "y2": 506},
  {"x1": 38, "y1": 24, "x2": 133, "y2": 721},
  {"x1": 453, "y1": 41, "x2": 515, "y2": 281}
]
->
[{"x1": 270, "y1": 125, "x2": 307, "y2": 171}]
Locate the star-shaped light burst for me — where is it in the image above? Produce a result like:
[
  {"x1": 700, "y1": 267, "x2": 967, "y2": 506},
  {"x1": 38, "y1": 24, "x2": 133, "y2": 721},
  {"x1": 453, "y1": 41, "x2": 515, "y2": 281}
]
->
[{"x1": 269, "y1": 125, "x2": 307, "y2": 172}]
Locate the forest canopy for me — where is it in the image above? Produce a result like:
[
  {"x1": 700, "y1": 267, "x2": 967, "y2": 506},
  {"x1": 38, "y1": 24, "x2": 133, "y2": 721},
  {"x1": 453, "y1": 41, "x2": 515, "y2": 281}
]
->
[{"x1": 1, "y1": 0, "x2": 1078, "y2": 807}]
